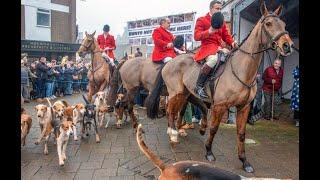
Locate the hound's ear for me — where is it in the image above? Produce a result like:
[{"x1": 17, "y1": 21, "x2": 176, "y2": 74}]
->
[
  {"x1": 92, "y1": 31, "x2": 96, "y2": 37},
  {"x1": 85, "y1": 31, "x2": 88, "y2": 37},
  {"x1": 274, "y1": 4, "x2": 283, "y2": 17},
  {"x1": 71, "y1": 105, "x2": 76, "y2": 109},
  {"x1": 260, "y1": 1, "x2": 269, "y2": 17}
]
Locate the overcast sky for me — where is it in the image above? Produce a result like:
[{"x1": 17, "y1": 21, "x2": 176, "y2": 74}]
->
[{"x1": 76, "y1": 0, "x2": 213, "y2": 38}]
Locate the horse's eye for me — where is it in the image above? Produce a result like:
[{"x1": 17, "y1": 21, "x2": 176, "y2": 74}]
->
[{"x1": 266, "y1": 22, "x2": 272, "y2": 27}]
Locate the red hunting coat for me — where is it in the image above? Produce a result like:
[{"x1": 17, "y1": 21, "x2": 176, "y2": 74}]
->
[
  {"x1": 97, "y1": 34, "x2": 116, "y2": 59},
  {"x1": 152, "y1": 26, "x2": 176, "y2": 62},
  {"x1": 193, "y1": 13, "x2": 234, "y2": 62},
  {"x1": 262, "y1": 66, "x2": 284, "y2": 93}
]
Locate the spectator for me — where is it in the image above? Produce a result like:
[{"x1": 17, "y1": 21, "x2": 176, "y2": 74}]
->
[
  {"x1": 134, "y1": 48, "x2": 143, "y2": 57},
  {"x1": 181, "y1": 103, "x2": 194, "y2": 129},
  {"x1": 81, "y1": 63, "x2": 89, "y2": 92},
  {"x1": 56, "y1": 62, "x2": 66, "y2": 97},
  {"x1": 45, "y1": 62, "x2": 59, "y2": 99},
  {"x1": 262, "y1": 59, "x2": 284, "y2": 120},
  {"x1": 192, "y1": 105, "x2": 201, "y2": 123},
  {"x1": 35, "y1": 57, "x2": 49, "y2": 101},
  {"x1": 73, "y1": 63, "x2": 82, "y2": 93},
  {"x1": 51, "y1": 59, "x2": 58, "y2": 98},
  {"x1": 291, "y1": 66, "x2": 299, "y2": 127},
  {"x1": 63, "y1": 62, "x2": 75, "y2": 96},
  {"x1": 21, "y1": 56, "x2": 37, "y2": 103}
]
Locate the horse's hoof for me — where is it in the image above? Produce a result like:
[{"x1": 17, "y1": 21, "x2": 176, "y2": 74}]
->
[
  {"x1": 205, "y1": 153, "x2": 216, "y2": 162},
  {"x1": 243, "y1": 162, "x2": 254, "y2": 173},
  {"x1": 199, "y1": 129, "x2": 206, "y2": 136}
]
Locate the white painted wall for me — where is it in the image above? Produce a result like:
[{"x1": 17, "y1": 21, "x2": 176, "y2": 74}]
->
[
  {"x1": 22, "y1": 0, "x2": 70, "y2": 41},
  {"x1": 24, "y1": 5, "x2": 51, "y2": 41}
]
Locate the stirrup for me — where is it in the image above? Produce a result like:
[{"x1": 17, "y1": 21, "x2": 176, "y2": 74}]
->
[{"x1": 196, "y1": 86, "x2": 208, "y2": 99}]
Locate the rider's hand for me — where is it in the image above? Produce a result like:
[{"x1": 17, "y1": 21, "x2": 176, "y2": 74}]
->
[
  {"x1": 272, "y1": 79, "x2": 276, "y2": 84},
  {"x1": 209, "y1": 27, "x2": 217, "y2": 34},
  {"x1": 167, "y1": 43, "x2": 173, "y2": 48}
]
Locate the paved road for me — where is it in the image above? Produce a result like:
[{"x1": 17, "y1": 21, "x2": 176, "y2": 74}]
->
[{"x1": 21, "y1": 94, "x2": 299, "y2": 180}]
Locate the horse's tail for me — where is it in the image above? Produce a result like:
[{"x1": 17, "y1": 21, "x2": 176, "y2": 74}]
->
[
  {"x1": 108, "y1": 60, "x2": 125, "y2": 106},
  {"x1": 145, "y1": 65, "x2": 164, "y2": 119},
  {"x1": 136, "y1": 124, "x2": 165, "y2": 172}
]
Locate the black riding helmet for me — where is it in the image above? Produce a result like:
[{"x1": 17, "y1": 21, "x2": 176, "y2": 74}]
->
[
  {"x1": 211, "y1": 12, "x2": 224, "y2": 29},
  {"x1": 103, "y1": 24, "x2": 110, "y2": 32},
  {"x1": 173, "y1": 35, "x2": 184, "y2": 49}
]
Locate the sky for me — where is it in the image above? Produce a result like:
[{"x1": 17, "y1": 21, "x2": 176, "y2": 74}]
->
[{"x1": 76, "y1": 0, "x2": 213, "y2": 38}]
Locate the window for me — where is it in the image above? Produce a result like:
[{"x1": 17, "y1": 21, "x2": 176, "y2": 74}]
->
[{"x1": 37, "y1": 8, "x2": 50, "y2": 27}]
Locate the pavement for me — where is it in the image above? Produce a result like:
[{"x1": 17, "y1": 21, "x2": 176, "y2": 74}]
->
[{"x1": 21, "y1": 94, "x2": 299, "y2": 180}]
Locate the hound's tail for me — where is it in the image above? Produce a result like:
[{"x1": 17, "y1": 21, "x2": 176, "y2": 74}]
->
[{"x1": 136, "y1": 124, "x2": 165, "y2": 172}]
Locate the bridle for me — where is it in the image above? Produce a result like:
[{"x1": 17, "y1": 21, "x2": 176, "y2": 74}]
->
[{"x1": 230, "y1": 13, "x2": 289, "y2": 89}]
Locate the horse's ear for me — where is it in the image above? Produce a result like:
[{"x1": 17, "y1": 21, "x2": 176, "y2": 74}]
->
[
  {"x1": 92, "y1": 31, "x2": 96, "y2": 37},
  {"x1": 260, "y1": 1, "x2": 268, "y2": 17},
  {"x1": 274, "y1": 4, "x2": 283, "y2": 17},
  {"x1": 85, "y1": 31, "x2": 88, "y2": 37}
]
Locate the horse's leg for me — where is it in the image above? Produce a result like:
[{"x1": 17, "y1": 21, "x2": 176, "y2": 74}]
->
[
  {"x1": 187, "y1": 94, "x2": 208, "y2": 136},
  {"x1": 167, "y1": 93, "x2": 188, "y2": 143},
  {"x1": 205, "y1": 104, "x2": 227, "y2": 161},
  {"x1": 127, "y1": 89, "x2": 139, "y2": 129},
  {"x1": 177, "y1": 100, "x2": 188, "y2": 137},
  {"x1": 93, "y1": 117, "x2": 100, "y2": 143},
  {"x1": 236, "y1": 104, "x2": 254, "y2": 173},
  {"x1": 87, "y1": 83, "x2": 95, "y2": 103},
  {"x1": 99, "y1": 79, "x2": 108, "y2": 92},
  {"x1": 115, "y1": 107, "x2": 124, "y2": 129}
]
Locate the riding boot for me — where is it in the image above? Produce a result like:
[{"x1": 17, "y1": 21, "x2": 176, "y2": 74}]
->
[{"x1": 194, "y1": 64, "x2": 212, "y2": 99}]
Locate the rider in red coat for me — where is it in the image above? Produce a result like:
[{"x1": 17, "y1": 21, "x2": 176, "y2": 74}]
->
[
  {"x1": 97, "y1": 24, "x2": 116, "y2": 65},
  {"x1": 194, "y1": 0, "x2": 237, "y2": 99},
  {"x1": 151, "y1": 18, "x2": 176, "y2": 63}
]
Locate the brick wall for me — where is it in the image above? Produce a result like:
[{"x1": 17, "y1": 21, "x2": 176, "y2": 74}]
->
[
  {"x1": 51, "y1": 0, "x2": 70, "y2": 6},
  {"x1": 51, "y1": 10, "x2": 71, "y2": 42}
]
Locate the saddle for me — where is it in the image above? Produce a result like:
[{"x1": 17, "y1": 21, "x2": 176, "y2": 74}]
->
[{"x1": 202, "y1": 50, "x2": 230, "y2": 98}]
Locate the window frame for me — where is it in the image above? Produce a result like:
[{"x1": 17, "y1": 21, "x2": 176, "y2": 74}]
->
[{"x1": 36, "y1": 8, "x2": 51, "y2": 28}]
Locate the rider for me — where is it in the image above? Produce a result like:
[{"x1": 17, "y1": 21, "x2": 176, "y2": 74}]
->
[
  {"x1": 97, "y1": 24, "x2": 116, "y2": 66},
  {"x1": 151, "y1": 18, "x2": 176, "y2": 63},
  {"x1": 194, "y1": 0, "x2": 237, "y2": 99}
]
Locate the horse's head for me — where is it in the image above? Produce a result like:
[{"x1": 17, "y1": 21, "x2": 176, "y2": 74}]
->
[
  {"x1": 78, "y1": 31, "x2": 96, "y2": 58},
  {"x1": 259, "y1": 2, "x2": 294, "y2": 56}
]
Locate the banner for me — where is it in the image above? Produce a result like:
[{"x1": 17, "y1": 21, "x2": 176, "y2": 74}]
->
[{"x1": 127, "y1": 12, "x2": 196, "y2": 45}]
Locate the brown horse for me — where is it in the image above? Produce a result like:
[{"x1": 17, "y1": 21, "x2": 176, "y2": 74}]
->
[
  {"x1": 145, "y1": 3, "x2": 293, "y2": 173},
  {"x1": 77, "y1": 31, "x2": 111, "y2": 103},
  {"x1": 108, "y1": 57, "x2": 209, "y2": 132}
]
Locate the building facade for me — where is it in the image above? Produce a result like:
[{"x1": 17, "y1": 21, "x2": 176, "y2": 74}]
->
[{"x1": 21, "y1": 0, "x2": 79, "y2": 62}]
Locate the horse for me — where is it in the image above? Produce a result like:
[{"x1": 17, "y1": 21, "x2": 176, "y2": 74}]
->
[
  {"x1": 145, "y1": 3, "x2": 294, "y2": 173},
  {"x1": 77, "y1": 31, "x2": 111, "y2": 103},
  {"x1": 108, "y1": 56, "x2": 209, "y2": 133}
]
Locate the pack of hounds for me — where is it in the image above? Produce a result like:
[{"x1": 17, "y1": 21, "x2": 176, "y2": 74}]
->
[{"x1": 21, "y1": 91, "x2": 291, "y2": 179}]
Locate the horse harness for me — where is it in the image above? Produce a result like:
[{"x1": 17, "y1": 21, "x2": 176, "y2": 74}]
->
[
  {"x1": 212, "y1": 13, "x2": 289, "y2": 108},
  {"x1": 80, "y1": 39, "x2": 104, "y2": 87}
]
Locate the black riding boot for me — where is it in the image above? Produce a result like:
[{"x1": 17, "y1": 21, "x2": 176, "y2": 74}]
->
[{"x1": 194, "y1": 64, "x2": 212, "y2": 99}]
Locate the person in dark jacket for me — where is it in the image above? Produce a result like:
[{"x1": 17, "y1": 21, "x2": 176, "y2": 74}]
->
[
  {"x1": 45, "y1": 62, "x2": 59, "y2": 99},
  {"x1": 35, "y1": 57, "x2": 49, "y2": 100},
  {"x1": 63, "y1": 62, "x2": 75, "y2": 95},
  {"x1": 81, "y1": 63, "x2": 89, "y2": 92},
  {"x1": 262, "y1": 59, "x2": 284, "y2": 120}
]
